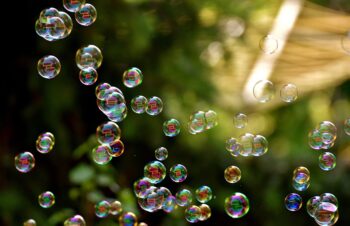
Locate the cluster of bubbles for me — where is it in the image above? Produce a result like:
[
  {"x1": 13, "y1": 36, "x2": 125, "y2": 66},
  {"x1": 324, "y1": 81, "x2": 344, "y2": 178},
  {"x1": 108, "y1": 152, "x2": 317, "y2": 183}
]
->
[
  {"x1": 94, "y1": 200, "x2": 123, "y2": 218},
  {"x1": 131, "y1": 95, "x2": 163, "y2": 115},
  {"x1": 308, "y1": 121, "x2": 337, "y2": 150},
  {"x1": 224, "y1": 165, "x2": 241, "y2": 183},
  {"x1": 188, "y1": 110, "x2": 218, "y2": 134},
  {"x1": 92, "y1": 121, "x2": 124, "y2": 164},
  {"x1": 284, "y1": 193, "x2": 302, "y2": 211},
  {"x1": 36, "y1": 132, "x2": 55, "y2": 154},
  {"x1": 37, "y1": 55, "x2": 61, "y2": 79},
  {"x1": 38, "y1": 191, "x2": 55, "y2": 208},
  {"x1": 163, "y1": 118, "x2": 181, "y2": 137},
  {"x1": 253, "y1": 80, "x2": 298, "y2": 103},
  {"x1": 76, "y1": 45, "x2": 103, "y2": 85},
  {"x1": 233, "y1": 113, "x2": 248, "y2": 129},
  {"x1": 292, "y1": 166, "x2": 310, "y2": 191},
  {"x1": 95, "y1": 83, "x2": 128, "y2": 122},
  {"x1": 306, "y1": 193, "x2": 339, "y2": 226},
  {"x1": 225, "y1": 133, "x2": 269, "y2": 157},
  {"x1": 224, "y1": 192, "x2": 250, "y2": 218}
]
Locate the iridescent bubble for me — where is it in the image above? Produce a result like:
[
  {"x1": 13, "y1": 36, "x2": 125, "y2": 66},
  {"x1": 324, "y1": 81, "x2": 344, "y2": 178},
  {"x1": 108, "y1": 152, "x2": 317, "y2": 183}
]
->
[
  {"x1": 308, "y1": 129, "x2": 323, "y2": 150},
  {"x1": 292, "y1": 166, "x2": 310, "y2": 191},
  {"x1": 64, "y1": 215, "x2": 86, "y2": 226},
  {"x1": 44, "y1": 16, "x2": 66, "y2": 40},
  {"x1": 39, "y1": 8, "x2": 59, "y2": 21},
  {"x1": 63, "y1": 0, "x2": 86, "y2": 12},
  {"x1": 224, "y1": 165, "x2": 241, "y2": 183},
  {"x1": 36, "y1": 132, "x2": 55, "y2": 154},
  {"x1": 119, "y1": 212, "x2": 138, "y2": 226},
  {"x1": 95, "y1": 200, "x2": 110, "y2": 218},
  {"x1": 134, "y1": 178, "x2": 152, "y2": 198},
  {"x1": 225, "y1": 137, "x2": 242, "y2": 157},
  {"x1": 76, "y1": 45, "x2": 102, "y2": 69},
  {"x1": 341, "y1": 31, "x2": 350, "y2": 55},
  {"x1": 131, "y1": 95, "x2": 148, "y2": 114},
  {"x1": 92, "y1": 145, "x2": 112, "y2": 165},
  {"x1": 306, "y1": 196, "x2": 321, "y2": 217},
  {"x1": 23, "y1": 219, "x2": 36, "y2": 226},
  {"x1": 195, "y1": 186, "x2": 213, "y2": 203},
  {"x1": 176, "y1": 189, "x2": 193, "y2": 207},
  {"x1": 316, "y1": 121, "x2": 337, "y2": 145},
  {"x1": 320, "y1": 193, "x2": 338, "y2": 207},
  {"x1": 204, "y1": 110, "x2": 218, "y2": 130},
  {"x1": 253, "y1": 80, "x2": 275, "y2": 103},
  {"x1": 185, "y1": 205, "x2": 201, "y2": 223},
  {"x1": 75, "y1": 3, "x2": 97, "y2": 26},
  {"x1": 169, "y1": 164, "x2": 187, "y2": 183},
  {"x1": 108, "y1": 140, "x2": 124, "y2": 157},
  {"x1": 162, "y1": 195, "x2": 176, "y2": 213},
  {"x1": 156, "y1": 187, "x2": 172, "y2": 205},
  {"x1": 146, "y1": 96, "x2": 163, "y2": 116},
  {"x1": 224, "y1": 192, "x2": 250, "y2": 218},
  {"x1": 163, "y1": 119, "x2": 181, "y2": 137},
  {"x1": 319, "y1": 152, "x2": 336, "y2": 171},
  {"x1": 280, "y1": 83, "x2": 298, "y2": 103},
  {"x1": 188, "y1": 111, "x2": 206, "y2": 134},
  {"x1": 239, "y1": 133, "x2": 254, "y2": 156},
  {"x1": 259, "y1": 35, "x2": 278, "y2": 54},
  {"x1": 343, "y1": 118, "x2": 350, "y2": 135},
  {"x1": 138, "y1": 187, "x2": 162, "y2": 212},
  {"x1": 38, "y1": 191, "x2": 55, "y2": 208},
  {"x1": 155, "y1": 147, "x2": 168, "y2": 161},
  {"x1": 95, "y1": 83, "x2": 111, "y2": 99},
  {"x1": 123, "y1": 67, "x2": 143, "y2": 88},
  {"x1": 234, "y1": 113, "x2": 247, "y2": 129},
  {"x1": 144, "y1": 161, "x2": 166, "y2": 184},
  {"x1": 58, "y1": 11, "x2": 73, "y2": 39},
  {"x1": 96, "y1": 121, "x2": 121, "y2": 144},
  {"x1": 199, "y1": 204, "x2": 211, "y2": 221},
  {"x1": 284, "y1": 193, "x2": 302, "y2": 211},
  {"x1": 97, "y1": 91, "x2": 126, "y2": 114},
  {"x1": 37, "y1": 55, "x2": 61, "y2": 79},
  {"x1": 15, "y1": 152, "x2": 35, "y2": 173},
  {"x1": 252, "y1": 134, "x2": 268, "y2": 156},
  {"x1": 109, "y1": 200, "x2": 123, "y2": 215},
  {"x1": 314, "y1": 202, "x2": 339, "y2": 226},
  {"x1": 79, "y1": 67, "x2": 98, "y2": 86}
]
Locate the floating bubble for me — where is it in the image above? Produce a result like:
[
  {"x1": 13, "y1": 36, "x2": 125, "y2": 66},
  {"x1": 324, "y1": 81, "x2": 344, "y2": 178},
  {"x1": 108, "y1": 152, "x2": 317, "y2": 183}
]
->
[
  {"x1": 23, "y1": 219, "x2": 36, "y2": 226},
  {"x1": 63, "y1": 0, "x2": 86, "y2": 12},
  {"x1": 144, "y1": 161, "x2": 166, "y2": 184},
  {"x1": 259, "y1": 35, "x2": 278, "y2": 54},
  {"x1": 204, "y1": 110, "x2": 218, "y2": 130},
  {"x1": 58, "y1": 11, "x2": 73, "y2": 39},
  {"x1": 39, "y1": 8, "x2": 59, "y2": 21},
  {"x1": 319, "y1": 152, "x2": 336, "y2": 171},
  {"x1": 146, "y1": 96, "x2": 163, "y2": 116},
  {"x1": 134, "y1": 178, "x2": 152, "y2": 198},
  {"x1": 225, "y1": 137, "x2": 242, "y2": 157},
  {"x1": 37, "y1": 55, "x2": 61, "y2": 79},
  {"x1": 138, "y1": 187, "x2": 162, "y2": 212},
  {"x1": 64, "y1": 215, "x2": 86, "y2": 226},
  {"x1": 38, "y1": 191, "x2": 55, "y2": 208},
  {"x1": 314, "y1": 202, "x2": 339, "y2": 226},
  {"x1": 253, "y1": 80, "x2": 275, "y2": 103},
  {"x1": 155, "y1": 147, "x2": 168, "y2": 161},
  {"x1": 239, "y1": 133, "x2": 254, "y2": 156},
  {"x1": 131, "y1": 95, "x2": 148, "y2": 114},
  {"x1": 15, "y1": 152, "x2": 35, "y2": 173},
  {"x1": 95, "y1": 200, "x2": 110, "y2": 218},
  {"x1": 123, "y1": 67, "x2": 143, "y2": 88},
  {"x1": 320, "y1": 193, "x2": 338, "y2": 207},
  {"x1": 76, "y1": 45, "x2": 102, "y2": 69},
  {"x1": 176, "y1": 189, "x2": 193, "y2": 207},
  {"x1": 284, "y1": 193, "x2": 302, "y2": 211},
  {"x1": 75, "y1": 3, "x2": 97, "y2": 26},
  {"x1": 306, "y1": 196, "x2": 321, "y2": 217},
  {"x1": 169, "y1": 164, "x2": 187, "y2": 183},
  {"x1": 308, "y1": 129, "x2": 323, "y2": 150},
  {"x1": 224, "y1": 192, "x2": 250, "y2": 218},
  {"x1": 162, "y1": 195, "x2": 176, "y2": 213},
  {"x1": 234, "y1": 113, "x2": 248, "y2": 129},
  {"x1": 185, "y1": 205, "x2": 201, "y2": 223},
  {"x1": 341, "y1": 31, "x2": 350, "y2": 55},
  {"x1": 95, "y1": 83, "x2": 111, "y2": 99},
  {"x1": 157, "y1": 187, "x2": 172, "y2": 204},
  {"x1": 79, "y1": 67, "x2": 98, "y2": 86},
  {"x1": 97, "y1": 91, "x2": 126, "y2": 115},
  {"x1": 108, "y1": 140, "x2": 124, "y2": 157},
  {"x1": 252, "y1": 134, "x2": 268, "y2": 156},
  {"x1": 36, "y1": 132, "x2": 55, "y2": 154},
  {"x1": 292, "y1": 166, "x2": 310, "y2": 191},
  {"x1": 224, "y1": 165, "x2": 241, "y2": 183},
  {"x1": 109, "y1": 200, "x2": 123, "y2": 215},
  {"x1": 119, "y1": 212, "x2": 138, "y2": 226},
  {"x1": 195, "y1": 186, "x2": 212, "y2": 203},
  {"x1": 188, "y1": 111, "x2": 206, "y2": 134},
  {"x1": 280, "y1": 83, "x2": 298, "y2": 103},
  {"x1": 316, "y1": 121, "x2": 337, "y2": 145},
  {"x1": 343, "y1": 118, "x2": 350, "y2": 135},
  {"x1": 92, "y1": 145, "x2": 112, "y2": 165},
  {"x1": 35, "y1": 12, "x2": 68, "y2": 41},
  {"x1": 163, "y1": 119, "x2": 181, "y2": 137},
  {"x1": 96, "y1": 121, "x2": 121, "y2": 144},
  {"x1": 199, "y1": 204, "x2": 211, "y2": 221}
]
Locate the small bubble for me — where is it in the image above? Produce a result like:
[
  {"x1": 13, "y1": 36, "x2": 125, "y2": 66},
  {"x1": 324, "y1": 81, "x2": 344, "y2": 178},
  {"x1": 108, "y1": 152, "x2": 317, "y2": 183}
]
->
[
  {"x1": 224, "y1": 165, "x2": 241, "y2": 183},
  {"x1": 234, "y1": 113, "x2": 248, "y2": 129},
  {"x1": 259, "y1": 35, "x2": 278, "y2": 54},
  {"x1": 284, "y1": 193, "x2": 302, "y2": 211},
  {"x1": 280, "y1": 83, "x2": 298, "y2": 103},
  {"x1": 253, "y1": 80, "x2": 275, "y2": 103},
  {"x1": 38, "y1": 191, "x2": 55, "y2": 208}
]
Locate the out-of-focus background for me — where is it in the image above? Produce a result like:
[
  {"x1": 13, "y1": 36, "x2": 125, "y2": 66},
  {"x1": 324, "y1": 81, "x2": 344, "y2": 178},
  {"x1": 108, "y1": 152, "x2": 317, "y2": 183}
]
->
[{"x1": 1, "y1": 0, "x2": 350, "y2": 225}]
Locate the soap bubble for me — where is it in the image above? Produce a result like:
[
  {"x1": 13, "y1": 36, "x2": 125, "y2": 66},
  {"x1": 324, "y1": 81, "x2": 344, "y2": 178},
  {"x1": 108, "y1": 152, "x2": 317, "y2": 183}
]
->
[
  {"x1": 259, "y1": 35, "x2": 278, "y2": 54},
  {"x1": 75, "y1": 3, "x2": 97, "y2": 26},
  {"x1": 162, "y1": 195, "x2": 176, "y2": 213},
  {"x1": 119, "y1": 212, "x2": 138, "y2": 226},
  {"x1": 144, "y1": 161, "x2": 166, "y2": 184},
  {"x1": 37, "y1": 55, "x2": 61, "y2": 79},
  {"x1": 38, "y1": 191, "x2": 55, "y2": 208},
  {"x1": 284, "y1": 193, "x2": 302, "y2": 211},
  {"x1": 185, "y1": 205, "x2": 201, "y2": 223},
  {"x1": 280, "y1": 83, "x2": 298, "y2": 103},
  {"x1": 308, "y1": 129, "x2": 323, "y2": 150},
  {"x1": 108, "y1": 140, "x2": 124, "y2": 157},
  {"x1": 199, "y1": 204, "x2": 211, "y2": 221},
  {"x1": 15, "y1": 152, "x2": 35, "y2": 173},
  {"x1": 92, "y1": 145, "x2": 112, "y2": 165},
  {"x1": 155, "y1": 147, "x2": 168, "y2": 161},
  {"x1": 306, "y1": 196, "x2": 321, "y2": 217},
  {"x1": 95, "y1": 83, "x2": 111, "y2": 99},
  {"x1": 79, "y1": 67, "x2": 98, "y2": 85},
  {"x1": 195, "y1": 186, "x2": 213, "y2": 203},
  {"x1": 225, "y1": 137, "x2": 242, "y2": 157},
  {"x1": 314, "y1": 202, "x2": 338, "y2": 226},
  {"x1": 169, "y1": 164, "x2": 187, "y2": 183},
  {"x1": 234, "y1": 113, "x2": 247, "y2": 129},
  {"x1": 63, "y1": 0, "x2": 86, "y2": 12},
  {"x1": 320, "y1": 193, "x2": 338, "y2": 207},
  {"x1": 239, "y1": 133, "x2": 254, "y2": 156},
  {"x1": 95, "y1": 200, "x2": 110, "y2": 218},
  {"x1": 96, "y1": 121, "x2": 121, "y2": 144},
  {"x1": 64, "y1": 215, "x2": 86, "y2": 226},
  {"x1": 134, "y1": 178, "x2": 152, "y2": 198},
  {"x1": 204, "y1": 110, "x2": 218, "y2": 130},
  {"x1": 224, "y1": 165, "x2": 241, "y2": 183},
  {"x1": 131, "y1": 95, "x2": 148, "y2": 114},
  {"x1": 163, "y1": 119, "x2": 181, "y2": 137},
  {"x1": 319, "y1": 152, "x2": 336, "y2": 171},
  {"x1": 176, "y1": 189, "x2": 193, "y2": 207},
  {"x1": 253, "y1": 80, "x2": 275, "y2": 103},
  {"x1": 109, "y1": 200, "x2": 123, "y2": 215},
  {"x1": 252, "y1": 134, "x2": 269, "y2": 156},
  {"x1": 23, "y1": 219, "x2": 36, "y2": 226},
  {"x1": 343, "y1": 118, "x2": 350, "y2": 135},
  {"x1": 36, "y1": 132, "x2": 55, "y2": 154},
  {"x1": 58, "y1": 11, "x2": 73, "y2": 39},
  {"x1": 224, "y1": 192, "x2": 250, "y2": 218},
  {"x1": 146, "y1": 96, "x2": 163, "y2": 116},
  {"x1": 123, "y1": 67, "x2": 143, "y2": 88},
  {"x1": 292, "y1": 166, "x2": 310, "y2": 191},
  {"x1": 76, "y1": 45, "x2": 102, "y2": 69},
  {"x1": 188, "y1": 111, "x2": 206, "y2": 134},
  {"x1": 138, "y1": 187, "x2": 162, "y2": 212},
  {"x1": 316, "y1": 121, "x2": 337, "y2": 145}
]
